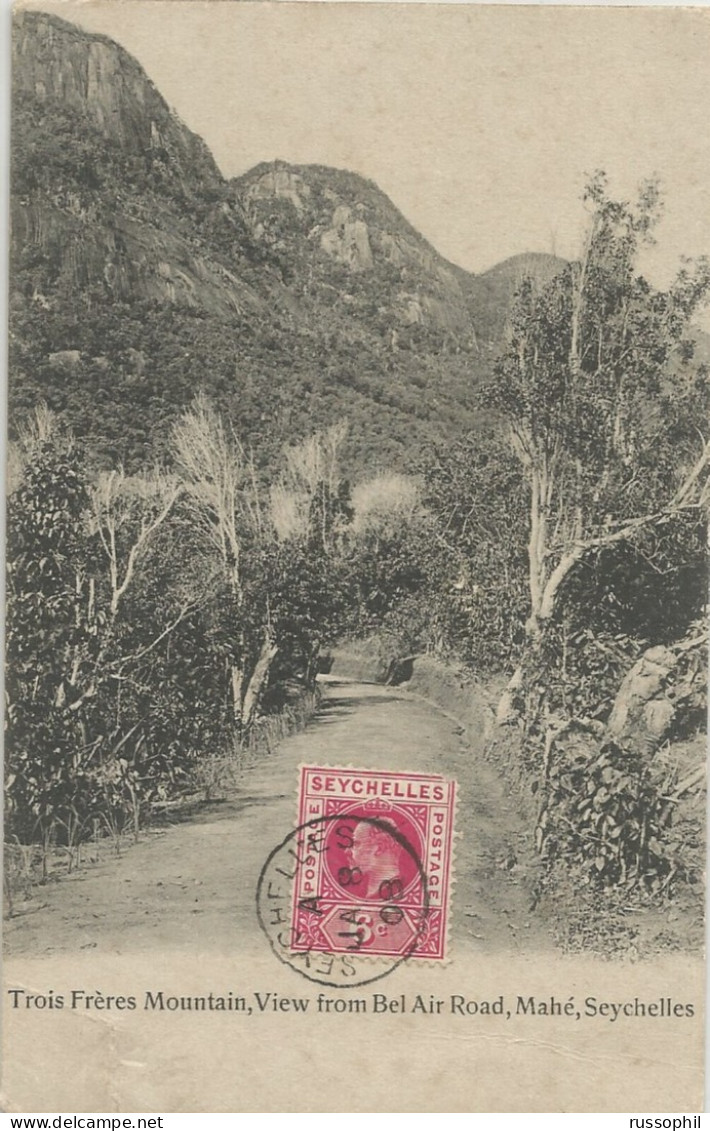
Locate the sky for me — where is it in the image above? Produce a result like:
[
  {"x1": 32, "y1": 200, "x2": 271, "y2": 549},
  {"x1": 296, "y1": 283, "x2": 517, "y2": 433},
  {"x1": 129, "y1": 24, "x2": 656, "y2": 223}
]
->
[{"x1": 9, "y1": 1, "x2": 710, "y2": 287}]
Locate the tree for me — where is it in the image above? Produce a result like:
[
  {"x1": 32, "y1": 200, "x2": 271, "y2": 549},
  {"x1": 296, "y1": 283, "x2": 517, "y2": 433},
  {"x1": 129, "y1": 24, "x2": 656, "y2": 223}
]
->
[
  {"x1": 269, "y1": 424, "x2": 355, "y2": 684},
  {"x1": 5, "y1": 422, "x2": 203, "y2": 854},
  {"x1": 351, "y1": 473, "x2": 422, "y2": 537},
  {"x1": 271, "y1": 422, "x2": 352, "y2": 553},
  {"x1": 4, "y1": 435, "x2": 118, "y2": 857},
  {"x1": 418, "y1": 432, "x2": 530, "y2": 669},
  {"x1": 91, "y1": 468, "x2": 182, "y2": 618},
  {"x1": 484, "y1": 174, "x2": 710, "y2": 649},
  {"x1": 170, "y1": 394, "x2": 272, "y2": 733}
]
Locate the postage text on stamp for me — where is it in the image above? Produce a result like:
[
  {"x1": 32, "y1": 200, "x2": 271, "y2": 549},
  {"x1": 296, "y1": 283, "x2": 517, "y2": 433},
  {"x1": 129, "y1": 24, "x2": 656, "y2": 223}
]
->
[{"x1": 291, "y1": 766, "x2": 456, "y2": 961}]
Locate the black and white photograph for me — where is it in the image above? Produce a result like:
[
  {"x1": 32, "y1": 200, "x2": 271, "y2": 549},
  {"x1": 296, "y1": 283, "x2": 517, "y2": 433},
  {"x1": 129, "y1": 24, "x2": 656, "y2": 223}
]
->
[{"x1": 2, "y1": 0, "x2": 709, "y2": 1113}]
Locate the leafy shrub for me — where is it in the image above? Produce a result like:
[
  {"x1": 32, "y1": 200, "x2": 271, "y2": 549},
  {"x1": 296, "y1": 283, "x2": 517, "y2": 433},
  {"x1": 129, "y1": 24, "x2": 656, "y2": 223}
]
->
[
  {"x1": 538, "y1": 740, "x2": 675, "y2": 889},
  {"x1": 532, "y1": 624, "x2": 644, "y2": 724}
]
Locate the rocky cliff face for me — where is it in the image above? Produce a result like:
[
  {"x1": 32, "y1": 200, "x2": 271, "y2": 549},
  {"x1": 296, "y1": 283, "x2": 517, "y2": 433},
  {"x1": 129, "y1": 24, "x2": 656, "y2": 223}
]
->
[
  {"x1": 13, "y1": 11, "x2": 220, "y2": 188},
  {"x1": 11, "y1": 11, "x2": 270, "y2": 319},
  {"x1": 231, "y1": 161, "x2": 479, "y2": 342},
  {"x1": 8, "y1": 10, "x2": 533, "y2": 472}
]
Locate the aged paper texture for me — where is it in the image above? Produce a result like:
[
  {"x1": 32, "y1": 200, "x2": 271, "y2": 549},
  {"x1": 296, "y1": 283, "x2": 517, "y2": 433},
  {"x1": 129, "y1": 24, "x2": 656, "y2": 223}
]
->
[{"x1": 3, "y1": 1, "x2": 708, "y2": 1113}]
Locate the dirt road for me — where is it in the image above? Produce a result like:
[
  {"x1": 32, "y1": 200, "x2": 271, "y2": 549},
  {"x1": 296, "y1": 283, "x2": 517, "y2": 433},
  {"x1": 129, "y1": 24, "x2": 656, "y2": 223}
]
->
[
  {"x1": 5, "y1": 681, "x2": 705, "y2": 1115},
  {"x1": 5, "y1": 678, "x2": 551, "y2": 959}
]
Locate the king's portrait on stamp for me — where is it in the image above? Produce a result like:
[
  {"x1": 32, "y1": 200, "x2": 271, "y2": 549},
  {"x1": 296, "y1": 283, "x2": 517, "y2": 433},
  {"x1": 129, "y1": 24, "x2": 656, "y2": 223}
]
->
[
  {"x1": 2, "y1": 0, "x2": 708, "y2": 1115},
  {"x1": 289, "y1": 767, "x2": 455, "y2": 961}
]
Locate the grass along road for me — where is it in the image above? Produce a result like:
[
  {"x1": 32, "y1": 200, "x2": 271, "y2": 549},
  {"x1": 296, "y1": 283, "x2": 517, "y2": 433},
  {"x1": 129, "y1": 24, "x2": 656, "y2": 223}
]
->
[
  {"x1": 6, "y1": 682, "x2": 703, "y2": 1115},
  {"x1": 4, "y1": 678, "x2": 553, "y2": 959}
]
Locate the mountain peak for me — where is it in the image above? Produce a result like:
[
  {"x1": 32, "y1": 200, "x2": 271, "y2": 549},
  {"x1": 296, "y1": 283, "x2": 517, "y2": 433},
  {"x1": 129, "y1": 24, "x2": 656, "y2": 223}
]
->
[
  {"x1": 463, "y1": 252, "x2": 568, "y2": 347},
  {"x1": 12, "y1": 9, "x2": 220, "y2": 188},
  {"x1": 231, "y1": 160, "x2": 479, "y2": 337},
  {"x1": 478, "y1": 251, "x2": 568, "y2": 282},
  {"x1": 9, "y1": 9, "x2": 559, "y2": 474}
]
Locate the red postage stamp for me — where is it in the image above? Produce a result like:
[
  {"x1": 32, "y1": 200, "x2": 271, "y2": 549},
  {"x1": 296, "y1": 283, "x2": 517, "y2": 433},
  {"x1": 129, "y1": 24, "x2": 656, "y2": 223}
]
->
[{"x1": 291, "y1": 766, "x2": 456, "y2": 961}]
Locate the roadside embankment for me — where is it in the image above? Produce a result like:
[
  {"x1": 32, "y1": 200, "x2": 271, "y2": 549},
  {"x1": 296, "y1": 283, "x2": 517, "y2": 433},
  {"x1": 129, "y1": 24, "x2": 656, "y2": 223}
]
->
[
  {"x1": 330, "y1": 637, "x2": 705, "y2": 957},
  {"x1": 331, "y1": 640, "x2": 494, "y2": 727}
]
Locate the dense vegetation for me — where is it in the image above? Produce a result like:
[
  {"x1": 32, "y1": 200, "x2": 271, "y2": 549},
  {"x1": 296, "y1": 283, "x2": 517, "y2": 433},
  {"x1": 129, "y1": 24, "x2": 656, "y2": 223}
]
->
[
  {"x1": 6, "y1": 11, "x2": 709, "y2": 942},
  {"x1": 10, "y1": 13, "x2": 490, "y2": 480},
  {"x1": 371, "y1": 177, "x2": 710, "y2": 913},
  {"x1": 6, "y1": 406, "x2": 429, "y2": 859}
]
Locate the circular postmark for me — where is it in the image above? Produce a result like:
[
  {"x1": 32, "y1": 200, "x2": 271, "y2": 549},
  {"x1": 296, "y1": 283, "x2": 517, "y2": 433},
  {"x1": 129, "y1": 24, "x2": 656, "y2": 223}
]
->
[{"x1": 256, "y1": 812, "x2": 430, "y2": 988}]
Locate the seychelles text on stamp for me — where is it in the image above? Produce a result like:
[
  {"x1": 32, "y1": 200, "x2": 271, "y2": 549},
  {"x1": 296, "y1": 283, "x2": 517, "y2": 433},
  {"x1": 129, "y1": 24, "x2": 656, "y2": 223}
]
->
[{"x1": 291, "y1": 766, "x2": 456, "y2": 961}]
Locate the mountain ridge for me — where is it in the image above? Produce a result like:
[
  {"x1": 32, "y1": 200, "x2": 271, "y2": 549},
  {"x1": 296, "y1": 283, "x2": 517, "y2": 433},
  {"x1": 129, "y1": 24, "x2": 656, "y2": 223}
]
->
[{"x1": 6, "y1": 10, "x2": 578, "y2": 477}]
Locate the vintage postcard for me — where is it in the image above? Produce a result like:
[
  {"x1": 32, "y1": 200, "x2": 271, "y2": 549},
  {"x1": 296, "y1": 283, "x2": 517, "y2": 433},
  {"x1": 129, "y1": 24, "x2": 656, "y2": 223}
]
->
[{"x1": 2, "y1": 0, "x2": 708, "y2": 1114}]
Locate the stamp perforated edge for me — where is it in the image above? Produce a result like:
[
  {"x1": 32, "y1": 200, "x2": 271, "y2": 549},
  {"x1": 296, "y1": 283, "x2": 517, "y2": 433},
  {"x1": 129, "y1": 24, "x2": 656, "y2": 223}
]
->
[{"x1": 292, "y1": 762, "x2": 459, "y2": 967}]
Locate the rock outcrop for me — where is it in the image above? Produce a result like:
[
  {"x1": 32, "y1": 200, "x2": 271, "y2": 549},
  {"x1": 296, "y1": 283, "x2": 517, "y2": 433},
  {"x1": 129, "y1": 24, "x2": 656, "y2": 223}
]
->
[
  {"x1": 11, "y1": 11, "x2": 267, "y2": 319},
  {"x1": 607, "y1": 636, "x2": 707, "y2": 757},
  {"x1": 245, "y1": 168, "x2": 311, "y2": 214},
  {"x1": 13, "y1": 11, "x2": 220, "y2": 188},
  {"x1": 231, "y1": 160, "x2": 478, "y2": 338},
  {"x1": 319, "y1": 205, "x2": 374, "y2": 272},
  {"x1": 9, "y1": 10, "x2": 543, "y2": 474}
]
